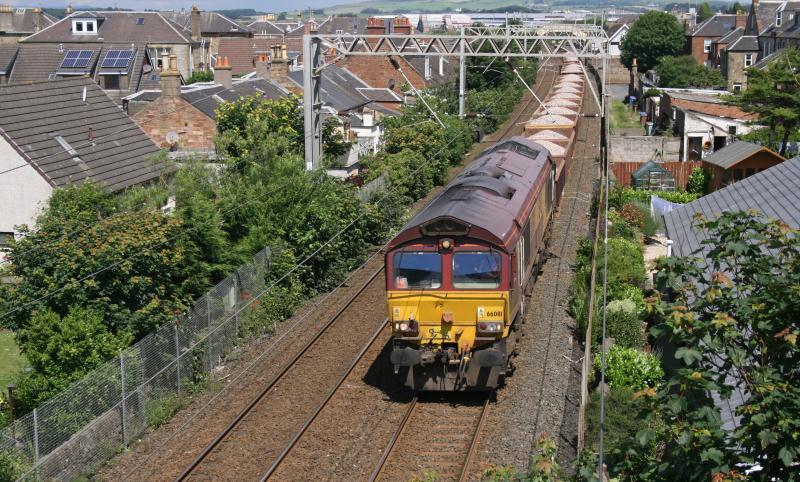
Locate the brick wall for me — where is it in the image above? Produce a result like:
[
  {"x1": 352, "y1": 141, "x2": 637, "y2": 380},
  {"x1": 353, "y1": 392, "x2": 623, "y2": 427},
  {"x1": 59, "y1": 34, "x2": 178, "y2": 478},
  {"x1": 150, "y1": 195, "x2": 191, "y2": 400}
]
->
[
  {"x1": 609, "y1": 135, "x2": 681, "y2": 163},
  {"x1": 689, "y1": 36, "x2": 712, "y2": 65},
  {"x1": 133, "y1": 96, "x2": 217, "y2": 150}
]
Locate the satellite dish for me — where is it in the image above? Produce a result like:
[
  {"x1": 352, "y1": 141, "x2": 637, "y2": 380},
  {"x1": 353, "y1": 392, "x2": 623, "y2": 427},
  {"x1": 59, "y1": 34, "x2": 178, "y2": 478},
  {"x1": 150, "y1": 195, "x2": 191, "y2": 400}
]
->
[
  {"x1": 143, "y1": 64, "x2": 153, "y2": 73},
  {"x1": 166, "y1": 131, "x2": 180, "y2": 146}
]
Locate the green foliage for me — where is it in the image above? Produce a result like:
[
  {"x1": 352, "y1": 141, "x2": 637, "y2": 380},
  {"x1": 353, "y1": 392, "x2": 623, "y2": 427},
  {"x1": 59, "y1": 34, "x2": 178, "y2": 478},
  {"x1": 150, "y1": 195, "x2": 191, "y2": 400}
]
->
[
  {"x1": 185, "y1": 70, "x2": 214, "y2": 84},
  {"x1": 642, "y1": 88, "x2": 661, "y2": 98},
  {"x1": 238, "y1": 285, "x2": 304, "y2": 339},
  {"x1": 595, "y1": 345, "x2": 663, "y2": 390},
  {"x1": 610, "y1": 285, "x2": 645, "y2": 314},
  {"x1": 618, "y1": 211, "x2": 800, "y2": 480},
  {"x1": 145, "y1": 393, "x2": 189, "y2": 429},
  {"x1": 0, "y1": 449, "x2": 28, "y2": 482},
  {"x1": 596, "y1": 299, "x2": 646, "y2": 349},
  {"x1": 412, "y1": 469, "x2": 441, "y2": 482},
  {"x1": 609, "y1": 187, "x2": 699, "y2": 208},
  {"x1": 570, "y1": 237, "x2": 595, "y2": 336},
  {"x1": 480, "y1": 434, "x2": 563, "y2": 481},
  {"x1": 1, "y1": 183, "x2": 193, "y2": 337},
  {"x1": 726, "y1": 48, "x2": 800, "y2": 156},
  {"x1": 655, "y1": 55, "x2": 725, "y2": 89},
  {"x1": 608, "y1": 210, "x2": 641, "y2": 242},
  {"x1": 620, "y1": 11, "x2": 686, "y2": 72},
  {"x1": 610, "y1": 100, "x2": 641, "y2": 131},
  {"x1": 13, "y1": 307, "x2": 132, "y2": 413},
  {"x1": 738, "y1": 125, "x2": 800, "y2": 151},
  {"x1": 697, "y1": 2, "x2": 714, "y2": 21},
  {"x1": 600, "y1": 237, "x2": 646, "y2": 294},
  {"x1": 686, "y1": 166, "x2": 707, "y2": 195},
  {"x1": 727, "y1": 1, "x2": 746, "y2": 14}
]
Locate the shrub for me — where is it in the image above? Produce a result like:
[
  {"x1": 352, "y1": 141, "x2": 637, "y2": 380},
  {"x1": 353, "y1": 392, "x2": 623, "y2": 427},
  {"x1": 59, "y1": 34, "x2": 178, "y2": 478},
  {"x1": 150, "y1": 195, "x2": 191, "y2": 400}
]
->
[
  {"x1": 186, "y1": 70, "x2": 213, "y2": 84},
  {"x1": 594, "y1": 345, "x2": 664, "y2": 390},
  {"x1": 601, "y1": 237, "x2": 646, "y2": 293},
  {"x1": 686, "y1": 166, "x2": 707, "y2": 194},
  {"x1": 609, "y1": 187, "x2": 699, "y2": 209},
  {"x1": 145, "y1": 393, "x2": 189, "y2": 429},
  {"x1": 619, "y1": 202, "x2": 645, "y2": 228},
  {"x1": 610, "y1": 284, "x2": 646, "y2": 314},
  {"x1": 595, "y1": 299, "x2": 646, "y2": 349},
  {"x1": 0, "y1": 449, "x2": 28, "y2": 481},
  {"x1": 608, "y1": 210, "x2": 641, "y2": 242}
]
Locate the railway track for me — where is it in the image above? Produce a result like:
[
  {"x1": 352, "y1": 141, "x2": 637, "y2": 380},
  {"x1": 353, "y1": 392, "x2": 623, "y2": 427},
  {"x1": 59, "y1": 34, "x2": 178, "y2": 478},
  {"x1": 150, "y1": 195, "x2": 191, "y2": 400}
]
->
[
  {"x1": 369, "y1": 393, "x2": 492, "y2": 482},
  {"x1": 173, "y1": 265, "x2": 387, "y2": 481},
  {"x1": 147, "y1": 63, "x2": 560, "y2": 482}
]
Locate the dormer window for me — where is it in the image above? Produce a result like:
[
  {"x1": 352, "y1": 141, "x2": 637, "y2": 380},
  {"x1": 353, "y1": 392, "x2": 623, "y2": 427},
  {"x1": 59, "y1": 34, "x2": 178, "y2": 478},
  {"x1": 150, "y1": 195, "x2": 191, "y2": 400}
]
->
[
  {"x1": 73, "y1": 19, "x2": 97, "y2": 35},
  {"x1": 776, "y1": 11, "x2": 783, "y2": 27}
]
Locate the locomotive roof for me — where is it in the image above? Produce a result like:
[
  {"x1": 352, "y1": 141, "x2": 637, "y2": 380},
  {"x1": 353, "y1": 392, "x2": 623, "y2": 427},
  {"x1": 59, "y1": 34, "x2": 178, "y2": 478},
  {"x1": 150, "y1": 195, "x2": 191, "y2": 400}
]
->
[{"x1": 389, "y1": 137, "x2": 553, "y2": 250}]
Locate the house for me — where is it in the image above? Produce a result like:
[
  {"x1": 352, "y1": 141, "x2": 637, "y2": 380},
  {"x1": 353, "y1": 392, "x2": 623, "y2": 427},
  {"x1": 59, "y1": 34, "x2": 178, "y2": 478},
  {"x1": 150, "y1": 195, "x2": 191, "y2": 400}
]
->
[
  {"x1": 0, "y1": 77, "x2": 165, "y2": 242},
  {"x1": 160, "y1": 7, "x2": 252, "y2": 69},
  {"x1": 0, "y1": 6, "x2": 56, "y2": 43},
  {"x1": 659, "y1": 91, "x2": 758, "y2": 162},
  {"x1": 686, "y1": 14, "x2": 748, "y2": 66},
  {"x1": 606, "y1": 24, "x2": 629, "y2": 57},
  {"x1": 701, "y1": 140, "x2": 785, "y2": 191},
  {"x1": 126, "y1": 54, "x2": 288, "y2": 154},
  {"x1": 662, "y1": 156, "x2": 800, "y2": 431}
]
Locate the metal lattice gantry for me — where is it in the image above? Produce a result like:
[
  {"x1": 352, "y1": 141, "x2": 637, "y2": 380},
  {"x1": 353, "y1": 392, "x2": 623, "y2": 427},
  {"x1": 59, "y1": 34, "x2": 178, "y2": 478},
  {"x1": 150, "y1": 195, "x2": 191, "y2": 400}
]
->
[{"x1": 303, "y1": 23, "x2": 611, "y2": 169}]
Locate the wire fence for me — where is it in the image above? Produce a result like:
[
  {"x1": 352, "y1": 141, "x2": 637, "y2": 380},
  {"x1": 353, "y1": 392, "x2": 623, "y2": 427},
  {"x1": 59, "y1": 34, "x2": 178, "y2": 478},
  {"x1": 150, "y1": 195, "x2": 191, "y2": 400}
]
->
[{"x1": 1, "y1": 247, "x2": 272, "y2": 481}]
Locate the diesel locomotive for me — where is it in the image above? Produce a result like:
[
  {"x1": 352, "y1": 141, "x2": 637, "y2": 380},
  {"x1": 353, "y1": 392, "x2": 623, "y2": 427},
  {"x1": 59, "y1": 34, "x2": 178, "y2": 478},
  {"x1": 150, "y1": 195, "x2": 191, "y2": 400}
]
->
[{"x1": 385, "y1": 60, "x2": 584, "y2": 391}]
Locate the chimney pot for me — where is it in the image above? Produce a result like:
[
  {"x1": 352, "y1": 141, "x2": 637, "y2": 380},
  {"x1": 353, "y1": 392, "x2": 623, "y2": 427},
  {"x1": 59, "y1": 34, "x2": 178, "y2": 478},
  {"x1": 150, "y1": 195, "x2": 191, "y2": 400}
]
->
[{"x1": 214, "y1": 56, "x2": 233, "y2": 89}]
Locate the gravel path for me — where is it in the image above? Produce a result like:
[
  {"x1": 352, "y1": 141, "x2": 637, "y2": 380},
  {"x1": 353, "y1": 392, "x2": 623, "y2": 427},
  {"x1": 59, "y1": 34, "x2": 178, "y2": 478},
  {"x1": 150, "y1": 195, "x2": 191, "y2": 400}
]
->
[{"x1": 468, "y1": 70, "x2": 601, "y2": 478}]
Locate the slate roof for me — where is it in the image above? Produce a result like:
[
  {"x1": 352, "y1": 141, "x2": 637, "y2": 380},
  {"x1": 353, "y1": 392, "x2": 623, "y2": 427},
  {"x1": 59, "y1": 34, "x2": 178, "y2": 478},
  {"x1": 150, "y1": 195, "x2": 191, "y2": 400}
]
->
[
  {"x1": 159, "y1": 10, "x2": 249, "y2": 35},
  {"x1": 180, "y1": 78, "x2": 288, "y2": 119},
  {"x1": 315, "y1": 15, "x2": 368, "y2": 34},
  {"x1": 216, "y1": 37, "x2": 281, "y2": 75},
  {"x1": 0, "y1": 7, "x2": 57, "y2": 35},
  {"x1": 691, "y1": 14, "x2": 741, "y2": 37},
  {"x1": 703, "y1": 141, "x2": 782, "y2": 169},
  {"x1": 0, "y1": 44, "x2": 18, "y2": 75},
  {"x1": 717, "y1": 26, "x2": 743, "y2": 44},
  {"x1": 0, "y1": 77, "x2": 164, "y2": 191},
  {"x1": 727, "y1": 35, "x2": 760, "y2": 51},
  {"x1": 356, "y1": 87, "x2": 402, "y2": 103},
  {"x1": 21, "y1": 11, "x2": 192, "y2": 44},
  {"x1": 288, "y1": 64, "x2": 373, "y2": 112},
  {"x1": 247, "y1": 19, "x2": 284, "y2": 36}
]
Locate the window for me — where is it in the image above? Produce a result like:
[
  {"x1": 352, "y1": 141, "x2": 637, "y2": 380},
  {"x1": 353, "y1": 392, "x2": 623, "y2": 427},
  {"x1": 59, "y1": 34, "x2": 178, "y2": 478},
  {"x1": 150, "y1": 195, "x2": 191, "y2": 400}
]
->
[
  {"x1": 335, "y1": 29, "x2": 344, "y2": 34},
  {"x1": 703, "y1": 39, "x2": 712, "y2": 53},
  {"x1": 777, "y1": 10, "x2": 783, "y2": 27},
  {"x1": 728, "y1": 125, "x2": 737, "y2": 135},
  {"x1": 103, "y1": 74, "x2": 120, "y2": 89},
  {"x1": 452, "y1": 252, "x2": 502, "y2": 289},
  {"x1": 72, "y1": 19, "x2": 97, "y2": 35},
  {"x1": 733, "y1": 83, "x2": 742, "y2": 93},
  {"x1": 745, "y1": 53, "x2": 754, "y2": 67},
  {"x1": 393, "y1": 252, "x2": 441, "y2": 289},
  {"x1": 136, "y1": 17, "x2": 145, "y2": 25}
]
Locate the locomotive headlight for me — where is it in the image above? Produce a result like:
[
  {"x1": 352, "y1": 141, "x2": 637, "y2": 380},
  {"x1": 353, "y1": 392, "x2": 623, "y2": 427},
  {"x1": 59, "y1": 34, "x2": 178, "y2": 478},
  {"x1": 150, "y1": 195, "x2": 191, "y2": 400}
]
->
[
  {"x1": 394, "y1": 321, "x2": 409, "y2": 332},
  {"x1": 393, "y1": 320, "x2": 418, "y2": 334},
  {"x1": 477, "y1": 322, "x2": 503, "y2": 334}
]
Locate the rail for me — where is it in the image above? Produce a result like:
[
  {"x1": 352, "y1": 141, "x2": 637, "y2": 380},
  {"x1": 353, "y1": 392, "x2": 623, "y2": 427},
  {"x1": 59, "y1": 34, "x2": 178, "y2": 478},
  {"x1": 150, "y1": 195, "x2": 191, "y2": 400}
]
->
[{"x1": 174, "y1": 265, "x2": 385, "y2": 481}]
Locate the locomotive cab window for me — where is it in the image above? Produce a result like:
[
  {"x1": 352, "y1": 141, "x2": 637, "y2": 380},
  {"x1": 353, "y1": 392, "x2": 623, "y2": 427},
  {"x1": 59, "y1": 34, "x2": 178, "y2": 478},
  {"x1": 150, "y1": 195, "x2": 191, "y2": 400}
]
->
[
  {"x1": 452, "y1": 252, "x2": 502, "y2": 289},
  {"x1": 393, "y1": 252, "x2": 442, "y2": 289}
]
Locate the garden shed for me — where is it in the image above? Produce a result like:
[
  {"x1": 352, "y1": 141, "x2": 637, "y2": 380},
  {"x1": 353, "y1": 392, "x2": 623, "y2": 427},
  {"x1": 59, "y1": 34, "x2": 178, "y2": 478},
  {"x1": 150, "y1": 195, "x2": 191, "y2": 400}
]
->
[{"x1": 631, "y1": 159, "x2": 675, "y2": 191}]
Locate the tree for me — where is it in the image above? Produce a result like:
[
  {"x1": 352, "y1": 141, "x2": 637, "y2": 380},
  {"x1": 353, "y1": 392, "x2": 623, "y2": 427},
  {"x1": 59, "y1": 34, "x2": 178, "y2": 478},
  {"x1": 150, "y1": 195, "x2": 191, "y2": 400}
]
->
[
  {"x1": 697, "y1": 2, "x2": 714, "y2": 22},
  {"x1": 13, "y1": 306, "x2": 132, "y2": 412},
  {"x1": 726, "y1": 2, "x2": 746, "y2": 14},
  {"x1": 655, "y1": 55, "x2": 725, "y2": 89},
  {"x1": 727, "y1": 48, "x2": 800, "y2": 156},
  {"x1": 686, "y1": 166, "x2": 707, "y2": 194},
  {"x1": 1, "y1": 182, "x2": 194, "y2": 338},
  {"x1": 620, "y1": 11, "x2": 686, "y2": 72},
  {"x1": 613, "y1": 211, "x2": 800, "y2": 480}
]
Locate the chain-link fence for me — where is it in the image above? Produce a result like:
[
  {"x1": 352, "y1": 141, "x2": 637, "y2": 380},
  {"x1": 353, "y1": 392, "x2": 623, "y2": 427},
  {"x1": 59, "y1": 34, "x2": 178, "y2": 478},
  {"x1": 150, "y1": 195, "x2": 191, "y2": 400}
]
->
[{"x1": 1, "y1": 247, "x2": 272, "y2": 481}]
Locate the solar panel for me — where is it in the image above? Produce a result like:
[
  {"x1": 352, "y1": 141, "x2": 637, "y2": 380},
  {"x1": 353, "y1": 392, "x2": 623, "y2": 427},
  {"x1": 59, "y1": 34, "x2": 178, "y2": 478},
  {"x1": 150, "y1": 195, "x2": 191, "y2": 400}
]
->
[
  {"x1": 100, "y1": 49, "x2": 134, "y2": 69},
  {"x1": 60, "y1": 50, "x2": 94, "y2": 69}
]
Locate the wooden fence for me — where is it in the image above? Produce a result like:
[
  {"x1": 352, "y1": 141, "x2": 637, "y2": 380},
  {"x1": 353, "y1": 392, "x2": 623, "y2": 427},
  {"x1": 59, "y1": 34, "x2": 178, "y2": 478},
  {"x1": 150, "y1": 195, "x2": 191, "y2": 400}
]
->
[{"x1": 611, "y1": 161, "x2": 703, "y2": 189}]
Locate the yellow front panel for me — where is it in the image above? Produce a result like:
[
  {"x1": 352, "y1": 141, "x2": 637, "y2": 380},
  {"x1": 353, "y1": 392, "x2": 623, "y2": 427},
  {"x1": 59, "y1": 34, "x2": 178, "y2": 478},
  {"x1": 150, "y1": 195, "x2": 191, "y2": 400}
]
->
[{"x1": 387, "y1": 291, "x2": 510, "y2": 351}]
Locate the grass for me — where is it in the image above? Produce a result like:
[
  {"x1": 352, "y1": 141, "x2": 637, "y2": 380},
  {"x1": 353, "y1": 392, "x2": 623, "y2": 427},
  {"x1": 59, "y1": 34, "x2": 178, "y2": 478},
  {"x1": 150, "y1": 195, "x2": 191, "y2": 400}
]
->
[
  {"x1": 0, "y1": 330, "x2": 26, "y2": 391},
  {"x1": 610, "y1": 100, "x2": 643, "y2": 132}
]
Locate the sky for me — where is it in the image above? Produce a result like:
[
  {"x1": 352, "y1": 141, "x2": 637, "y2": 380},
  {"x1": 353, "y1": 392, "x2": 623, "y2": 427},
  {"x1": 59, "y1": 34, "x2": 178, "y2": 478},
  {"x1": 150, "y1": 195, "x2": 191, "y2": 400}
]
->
[{"x1": 7, "y1": 0, "x2": 346, "y2": 12}]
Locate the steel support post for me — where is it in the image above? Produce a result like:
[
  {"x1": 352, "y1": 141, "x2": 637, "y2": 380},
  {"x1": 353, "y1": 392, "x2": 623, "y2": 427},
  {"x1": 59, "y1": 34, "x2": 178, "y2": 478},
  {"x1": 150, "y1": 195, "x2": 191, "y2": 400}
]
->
[
  {"x1": 459, "y1": 27, "x2": 466, "y2": 118},
  {"x1": 120, "y1": 353, "x2": 128, "y2": 448},
  {"x1": 174, "y1": 323, "x2": 181, "y2": 396},
  {"x1": 303, "y1": 33, "x2": 323, "y2": 171}
]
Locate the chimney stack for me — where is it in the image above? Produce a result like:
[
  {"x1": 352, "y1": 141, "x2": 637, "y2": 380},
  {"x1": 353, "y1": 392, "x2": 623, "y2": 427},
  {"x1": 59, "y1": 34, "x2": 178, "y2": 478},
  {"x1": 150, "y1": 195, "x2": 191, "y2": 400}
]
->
[
  {"x1": 367, "y1": 17, "x2": 386, "y2": 44},
  {"x1": 393, "y1": 17, "x2": 411, "y2": 35},
  {"x1": 160, "y1": 53, "x2": 181, "y2": 97},
  {"x1": 32, "y1": 7, "x2": 43, "y2": 32},
  {"x1": 66, "y1": 2, "x2": 73, "y2": 15},
  {"x1": 269, "y1": 43, "x2": 293, "y2": 89},
  {"x1": 735, "y1": 13, "x2": 748, "y2": 29},
  {"x1": 214, "y1": 56, "x2": 232, "y2": 89},
  {"x1": 255, "y1": 53, "x2": 270, "y2": 79},
  {"x1": 191, "y1": 5, "x2": 201, "y2": 41}
]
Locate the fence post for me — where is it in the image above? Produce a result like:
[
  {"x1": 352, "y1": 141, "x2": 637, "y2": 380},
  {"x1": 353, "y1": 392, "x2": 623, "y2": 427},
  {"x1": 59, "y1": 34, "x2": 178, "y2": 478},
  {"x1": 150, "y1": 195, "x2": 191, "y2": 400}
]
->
[
  {"x1": 206, "y1": 295, "x2": 213, "y2": 374},
  {"x1": 174, "y1": 323, "x2": 181, "y2": 396},
  {"x1": 32, "y1": 408, "x2": 39, "y2": 465},
  {"x1": 120, "y1": 353, "x2": 128, "y2": 448},
  {"x1": 233, "y1": 273, "x2": 240, "y2": 340}
]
